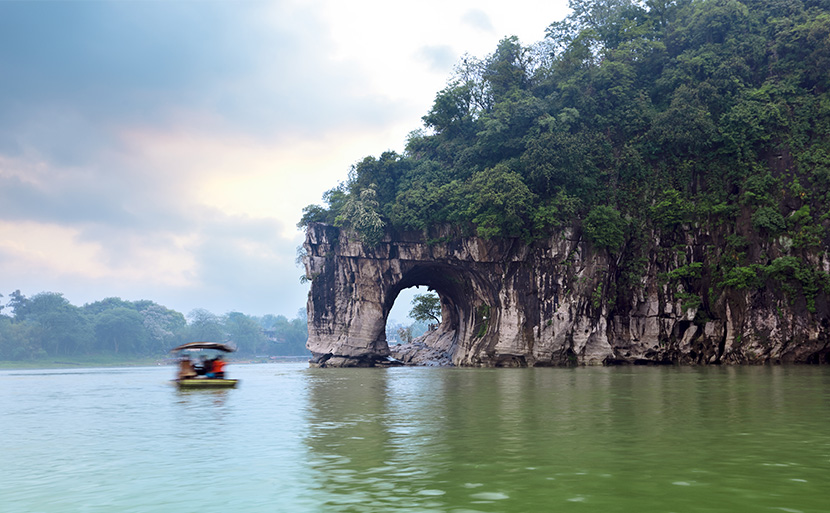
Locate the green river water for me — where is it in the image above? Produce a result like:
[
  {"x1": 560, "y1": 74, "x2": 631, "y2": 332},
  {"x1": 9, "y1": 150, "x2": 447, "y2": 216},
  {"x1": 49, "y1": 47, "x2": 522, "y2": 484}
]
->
[{"x1": 1, "y1": 363, "x2": 828, "y2": 512}]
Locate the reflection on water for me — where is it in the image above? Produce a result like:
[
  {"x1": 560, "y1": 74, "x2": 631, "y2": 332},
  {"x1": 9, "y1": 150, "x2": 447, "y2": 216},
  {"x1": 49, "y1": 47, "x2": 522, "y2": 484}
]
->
[
  {"x1": 175, "y1": 388, "x2": 231, "y2": 408},
  {"x1": 301, "y1": 366, "x2": 830, "y2": 512},
  {"x1": 303, "y1": 368, "x2": 455, "y2": 511},
  {"x1": 1, "y1": 364, "x2": 828, "y2": 512}
]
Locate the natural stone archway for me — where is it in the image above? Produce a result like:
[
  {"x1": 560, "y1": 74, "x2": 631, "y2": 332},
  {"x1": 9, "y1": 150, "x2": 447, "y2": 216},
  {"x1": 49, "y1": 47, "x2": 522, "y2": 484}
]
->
[
  {"x1": 302, "y1": 223, "x2": 613, "y2": 367},
  {"x1": 302, "y1": 223, "x2": 830, "y2": 367},
  {"x1": 302, "y1": 224, "x2": 500, "y2": 367},
  {"x1": 381, "y1": 267, "x2": 462, "y2": 365}
]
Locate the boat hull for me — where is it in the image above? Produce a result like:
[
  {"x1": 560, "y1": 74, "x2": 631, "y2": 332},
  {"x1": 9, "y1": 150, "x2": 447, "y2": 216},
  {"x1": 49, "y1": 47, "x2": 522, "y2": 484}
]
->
[{"x1": 175, "y1": 378, "x2": 238, "y2": 389}]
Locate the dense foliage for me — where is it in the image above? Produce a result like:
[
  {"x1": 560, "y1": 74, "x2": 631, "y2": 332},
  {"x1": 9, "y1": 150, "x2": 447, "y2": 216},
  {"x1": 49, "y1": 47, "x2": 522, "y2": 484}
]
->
[
  {"x1": 0, "y1": 290, "x2": 309, "y2": 361},
  {"x1": 301, "y1": 0, "x2": 830, "y2": 310}
]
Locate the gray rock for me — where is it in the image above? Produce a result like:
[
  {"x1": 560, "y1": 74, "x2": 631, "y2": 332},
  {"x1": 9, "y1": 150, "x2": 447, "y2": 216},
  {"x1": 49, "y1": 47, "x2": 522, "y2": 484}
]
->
[{"x1": 302, "y1": 223, "x2": 829, "y2": 367}]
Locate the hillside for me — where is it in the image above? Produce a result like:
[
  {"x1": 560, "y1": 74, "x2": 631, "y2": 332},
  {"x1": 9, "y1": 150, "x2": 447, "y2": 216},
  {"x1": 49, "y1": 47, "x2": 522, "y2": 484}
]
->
[{"x1": 303, "y1": 2, "x2": 828, "y2": 312}]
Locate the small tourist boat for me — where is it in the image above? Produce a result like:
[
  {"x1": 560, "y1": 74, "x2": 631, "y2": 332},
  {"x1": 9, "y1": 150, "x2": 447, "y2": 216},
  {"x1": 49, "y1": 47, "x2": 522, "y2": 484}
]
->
[{"x1": 170, "y1": 341, "x2": 239, "y2": 388}]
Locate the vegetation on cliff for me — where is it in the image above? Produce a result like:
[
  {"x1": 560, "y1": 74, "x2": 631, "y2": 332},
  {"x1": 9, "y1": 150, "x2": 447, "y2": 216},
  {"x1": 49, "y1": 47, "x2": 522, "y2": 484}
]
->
[{"x1": 301, "y1": 0, "x2": 830, "y2": 323}]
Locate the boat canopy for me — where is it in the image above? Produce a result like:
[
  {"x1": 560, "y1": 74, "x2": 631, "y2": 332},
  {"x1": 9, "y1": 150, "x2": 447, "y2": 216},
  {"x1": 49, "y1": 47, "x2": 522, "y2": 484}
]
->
[{"x1": 170, "y1": 341, "x2": 236, "y2": 353}]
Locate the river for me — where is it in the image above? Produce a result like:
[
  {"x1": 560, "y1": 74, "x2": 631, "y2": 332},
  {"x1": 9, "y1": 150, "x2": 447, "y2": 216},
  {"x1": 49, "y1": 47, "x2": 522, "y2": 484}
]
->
[{"x1": 1, "y1": 363, "x2": 828, "y2": 512}]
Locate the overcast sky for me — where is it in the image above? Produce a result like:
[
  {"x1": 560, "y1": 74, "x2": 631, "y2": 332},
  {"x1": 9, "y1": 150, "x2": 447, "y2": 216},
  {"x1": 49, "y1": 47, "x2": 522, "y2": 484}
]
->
[{"x1": 0, "y1": 0, "x2": 570, "y2": 320}]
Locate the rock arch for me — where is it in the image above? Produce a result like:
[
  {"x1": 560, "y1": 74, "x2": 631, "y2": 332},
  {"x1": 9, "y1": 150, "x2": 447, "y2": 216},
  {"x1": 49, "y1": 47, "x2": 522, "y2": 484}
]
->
[
  {"x1": 303, "y1": 224, "x2": 499, "y2": 367},
  {"x1": 302, "y1": 223, "x2": 600, "y2": 367},
  {"x1": 382, "y1": 262, "x2": 496, "y2": 365}
]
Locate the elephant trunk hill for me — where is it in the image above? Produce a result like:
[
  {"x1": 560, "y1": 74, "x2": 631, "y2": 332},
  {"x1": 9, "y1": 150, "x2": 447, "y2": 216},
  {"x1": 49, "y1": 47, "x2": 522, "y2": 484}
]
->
[{"x1": 298, "y1": 0, "x2": 830, "y2": 366}]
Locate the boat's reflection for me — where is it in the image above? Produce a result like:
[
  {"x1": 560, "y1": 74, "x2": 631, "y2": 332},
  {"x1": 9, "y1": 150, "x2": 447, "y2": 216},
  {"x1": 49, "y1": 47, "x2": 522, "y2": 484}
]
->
[{"x1": 173, "y1": 387, "x2": 231, "y2": 423}]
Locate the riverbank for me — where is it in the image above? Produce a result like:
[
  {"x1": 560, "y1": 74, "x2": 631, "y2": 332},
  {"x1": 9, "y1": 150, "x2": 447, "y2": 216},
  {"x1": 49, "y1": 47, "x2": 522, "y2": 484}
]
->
[
  {"x1": 0, "y1": 354, "x2": 310, "y2": 370},
  {"x1": 0, "y1": 356, "x2": 166, "y2": 370}
]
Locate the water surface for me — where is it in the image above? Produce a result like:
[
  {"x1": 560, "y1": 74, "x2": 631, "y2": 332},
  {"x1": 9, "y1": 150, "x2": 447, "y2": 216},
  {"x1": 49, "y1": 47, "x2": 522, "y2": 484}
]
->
[{"x1": 2, "y1": 364, "x2": 828, "y2": 512}]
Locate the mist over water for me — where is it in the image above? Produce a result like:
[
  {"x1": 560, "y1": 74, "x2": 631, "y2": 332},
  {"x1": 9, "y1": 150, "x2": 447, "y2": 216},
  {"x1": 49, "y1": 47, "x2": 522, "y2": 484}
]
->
[{"x1": 2, "y1": 364, "x2": 828, "y2": 512}]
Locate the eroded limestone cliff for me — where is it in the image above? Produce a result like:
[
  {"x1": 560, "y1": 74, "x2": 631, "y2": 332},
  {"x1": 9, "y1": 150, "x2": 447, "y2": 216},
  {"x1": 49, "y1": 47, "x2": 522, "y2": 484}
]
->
[{"x1": 303, "y1": 223, "x2": 830, "y2": 367}]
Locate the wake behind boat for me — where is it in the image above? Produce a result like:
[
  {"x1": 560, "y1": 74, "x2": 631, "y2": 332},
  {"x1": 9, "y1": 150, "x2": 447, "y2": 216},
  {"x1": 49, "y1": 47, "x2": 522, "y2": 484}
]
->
[{"x1": 171, "y1": 341, "x2": 239, "y2": 388}]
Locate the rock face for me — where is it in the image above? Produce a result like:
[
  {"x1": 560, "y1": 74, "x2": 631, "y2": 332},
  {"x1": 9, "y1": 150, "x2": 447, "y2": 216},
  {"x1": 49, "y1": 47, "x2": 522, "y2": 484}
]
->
[{"x1": 302, "y1": 223, "x2": 830, "y2": 367}]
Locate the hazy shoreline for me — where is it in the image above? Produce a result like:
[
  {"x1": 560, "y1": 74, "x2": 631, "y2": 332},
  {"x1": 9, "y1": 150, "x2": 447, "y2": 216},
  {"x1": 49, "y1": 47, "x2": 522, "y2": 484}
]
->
[{"x1": 0, "y1": 355, "x2": 309, "y2": 370}]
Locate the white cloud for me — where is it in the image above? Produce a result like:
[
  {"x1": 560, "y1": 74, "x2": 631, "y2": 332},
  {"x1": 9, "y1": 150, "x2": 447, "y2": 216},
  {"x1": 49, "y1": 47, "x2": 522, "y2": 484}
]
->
[
  {"x1": 462, "y1": 9, "x2": 496, "y2": 33},
  {"x1": 0, "y1": 0, "x2": 570, "y2": 318},
  {"x1": 0, "y1": 220, "x2": 197, "y2": 287}
]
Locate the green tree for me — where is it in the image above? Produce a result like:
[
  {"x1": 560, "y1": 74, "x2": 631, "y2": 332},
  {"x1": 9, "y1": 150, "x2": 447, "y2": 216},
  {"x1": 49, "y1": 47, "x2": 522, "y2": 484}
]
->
[
  {"x1": 7, "y1": 290, "x2": 30, "y2": 319},
  {"x1": 483, "y1": 36, "x2": 531, "y2": 100},
  {"x1": 346, "y1": 152, "x2": 413, "y2": 215},
  {"x1": 422, "y1": 81, "x2": 482, "y2": 137},
  {"x1": 465, "y1": 164, "x2": 536, "y2": 239},
  {"x1": 25, "y1": 292, "x2": 92, "y2": 356},
  {"x1": 266, "y1": 314, "x2": 309, "y2": 356},
  {"x1": 0, "y1": 318, "x2": 43, "y2": 360},
  {"x1": 139, "y1": 303, "x2": 186, "y2": 352},
  {"x1": 83, "y1": 297, "x2": 137, "y2": 316},
  {"x1": 336, "y1": 184, "x2": 386, "y2": 245},
  {"x1": 474, "y1": 89, "x2": 546, "y2": 166},
  {"x1": 298, "y1": 184, "x2": 349, "y2": 227},
  {"x1": 583, "y1": 205, "x2": 627, "y2": 252},
  {"x1": 94, "y1": 307, "x2": 147, "y2": 354},
  {"x1": 187, "y1": 309, "x2": 226, "y2": 343},
  {"x1": 409, "y1": 293, "x2": 442, "y2": 324},
  {"x1": 397, "y1": 325, "x2": 414, "y2": 344},
  {"x1": 650, "y1": 188, "x2": 692, "y2": 229},
  {"x1": 224, "y1": 311, "x2": 267, "y2": 354}
]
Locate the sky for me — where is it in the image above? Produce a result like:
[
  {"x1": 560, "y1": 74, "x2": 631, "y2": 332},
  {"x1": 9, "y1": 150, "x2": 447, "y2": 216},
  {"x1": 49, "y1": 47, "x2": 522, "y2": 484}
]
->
[{"x1": 0, "y1": 0, "x2": 570, "y2": 320}]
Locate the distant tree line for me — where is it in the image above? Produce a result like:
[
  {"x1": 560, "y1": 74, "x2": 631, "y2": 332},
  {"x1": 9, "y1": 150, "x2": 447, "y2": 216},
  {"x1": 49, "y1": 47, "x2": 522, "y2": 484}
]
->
[{"x1": 0, "y1": 290, "x2": 309, "y2": 360}]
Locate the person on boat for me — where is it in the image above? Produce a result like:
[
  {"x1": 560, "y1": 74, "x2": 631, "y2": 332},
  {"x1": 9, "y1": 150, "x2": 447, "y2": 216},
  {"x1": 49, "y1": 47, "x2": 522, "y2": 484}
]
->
[
  {"x1": 207, "y1": 356, "x2": 226, "y2": 379},
  {"x1": 177, "y1": 356, "x2": 197, "y2": 380},
  {"x1": 194, "y1": 355, "x2": 209, "y2": 376}
]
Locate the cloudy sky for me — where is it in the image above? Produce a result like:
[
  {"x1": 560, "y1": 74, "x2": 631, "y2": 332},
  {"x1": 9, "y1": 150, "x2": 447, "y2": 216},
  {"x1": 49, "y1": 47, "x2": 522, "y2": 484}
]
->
[{"x1": 0, "y1": 0, "x2": 570, "y2": 320}]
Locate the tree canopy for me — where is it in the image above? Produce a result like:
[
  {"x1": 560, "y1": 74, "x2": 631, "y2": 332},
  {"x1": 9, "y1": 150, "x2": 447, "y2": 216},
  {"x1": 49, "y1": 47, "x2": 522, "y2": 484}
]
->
[
  {"x1": 301, "y1": 0, "x2": 830, "y2": 239},
  {"x1": 409, "y1": 293, "x2": 442, "y2": 324}
]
